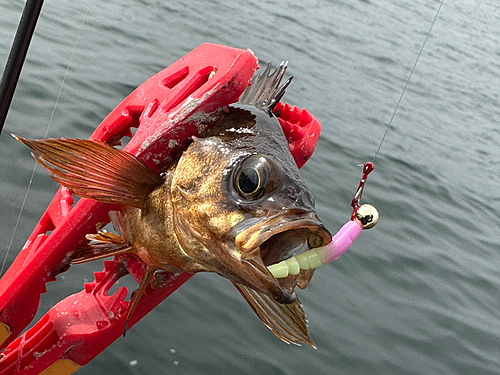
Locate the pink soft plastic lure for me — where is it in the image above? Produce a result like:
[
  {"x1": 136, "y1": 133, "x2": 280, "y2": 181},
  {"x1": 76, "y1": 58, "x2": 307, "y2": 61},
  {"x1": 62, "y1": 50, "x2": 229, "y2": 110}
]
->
[{"x1": 268, "y1": 163, "x2": 378, "y2": 279}]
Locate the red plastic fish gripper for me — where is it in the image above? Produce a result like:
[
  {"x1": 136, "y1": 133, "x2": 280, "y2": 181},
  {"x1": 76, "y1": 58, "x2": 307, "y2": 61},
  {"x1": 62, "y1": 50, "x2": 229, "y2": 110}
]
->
[
  {"x1": 0, "y1": 43, "x2": 323, "y2": 375},
  {"x1": 0, "y1": 43, "x2": 258, "y2": 374}
]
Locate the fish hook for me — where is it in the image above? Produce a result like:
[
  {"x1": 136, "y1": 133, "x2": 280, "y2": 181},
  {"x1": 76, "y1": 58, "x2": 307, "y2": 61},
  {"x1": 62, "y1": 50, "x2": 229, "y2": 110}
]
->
[{"x1": 350, "y1": 162, "x2": 374, "y2": 221}]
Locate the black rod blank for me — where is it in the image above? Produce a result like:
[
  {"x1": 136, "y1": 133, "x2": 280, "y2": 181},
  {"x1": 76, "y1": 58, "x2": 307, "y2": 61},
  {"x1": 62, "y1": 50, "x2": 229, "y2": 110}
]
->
[{"x1": 0, "y1": 0, "x2": 45, "y2": 135}]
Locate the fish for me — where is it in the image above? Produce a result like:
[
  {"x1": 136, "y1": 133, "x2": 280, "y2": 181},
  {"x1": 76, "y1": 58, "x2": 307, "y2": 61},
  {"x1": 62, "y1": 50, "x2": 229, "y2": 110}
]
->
[{"x1": 14, "y1": 65, "x2": 331, "y2": 347}]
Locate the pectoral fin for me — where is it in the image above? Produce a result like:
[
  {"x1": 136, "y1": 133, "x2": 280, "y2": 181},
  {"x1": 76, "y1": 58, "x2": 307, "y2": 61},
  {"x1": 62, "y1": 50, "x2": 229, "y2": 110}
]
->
[
  {"x1": 72, "y1": 230, "x2": 153, "y2": 336},
  {"x1": 233, "y1": 282, "x2": 315, "y2": 348},
  {"x1": 14, "y1": 135, "x2": 164, "y2": 208},
  {"x1": 72, "y1": 231, "x2": 133, "y2": 264}
]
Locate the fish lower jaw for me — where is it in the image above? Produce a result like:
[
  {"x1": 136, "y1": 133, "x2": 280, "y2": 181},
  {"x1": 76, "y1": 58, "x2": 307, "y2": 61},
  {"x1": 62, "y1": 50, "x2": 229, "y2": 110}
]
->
[{"x1": 267, "y1": 245, "x2": 329, "y2": 279}]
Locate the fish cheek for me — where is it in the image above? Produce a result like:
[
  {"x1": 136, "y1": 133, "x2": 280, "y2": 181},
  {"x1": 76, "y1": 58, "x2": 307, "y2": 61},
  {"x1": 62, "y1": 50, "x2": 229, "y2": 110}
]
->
[
  {"x1": 170, "y1": 140, "x2": 241, "y2": 263},
  {"x1": 172, "y1": 182, "x2": 245, "y2": 258}
]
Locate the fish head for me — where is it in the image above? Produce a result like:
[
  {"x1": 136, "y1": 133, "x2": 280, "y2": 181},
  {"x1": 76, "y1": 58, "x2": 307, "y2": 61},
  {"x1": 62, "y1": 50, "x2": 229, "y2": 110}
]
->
[{"x1": 171, "y1": 104, "x2": 331, "y2": 304}]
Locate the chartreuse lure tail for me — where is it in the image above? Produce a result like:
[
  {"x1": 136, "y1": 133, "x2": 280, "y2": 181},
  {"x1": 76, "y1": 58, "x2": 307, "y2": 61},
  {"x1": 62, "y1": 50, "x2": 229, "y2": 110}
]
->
[{"x1": 268, "y1": 204, "x2": 378, "y2": 279}]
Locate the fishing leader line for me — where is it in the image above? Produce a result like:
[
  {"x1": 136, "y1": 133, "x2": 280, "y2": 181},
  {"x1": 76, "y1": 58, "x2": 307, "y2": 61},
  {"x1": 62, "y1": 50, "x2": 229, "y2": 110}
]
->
[
  {"x1": 1, "y1": 8, "x2": 89, "y2": 277},
  {"x1": 371, "y1": 0, "x2": 444, "y2": 162},
  {"x1": 270, "y1": 1, "x2": 446, "y2": 280}
]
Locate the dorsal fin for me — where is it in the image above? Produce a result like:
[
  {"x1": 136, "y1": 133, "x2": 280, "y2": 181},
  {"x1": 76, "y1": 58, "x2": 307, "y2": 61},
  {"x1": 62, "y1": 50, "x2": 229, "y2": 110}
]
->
[
  {"x1": 14, "y1": 135, "x2": 164, "y2": 208},
  {"x1": 238, "y1": 61, "x2": 292, "y2": 115}
]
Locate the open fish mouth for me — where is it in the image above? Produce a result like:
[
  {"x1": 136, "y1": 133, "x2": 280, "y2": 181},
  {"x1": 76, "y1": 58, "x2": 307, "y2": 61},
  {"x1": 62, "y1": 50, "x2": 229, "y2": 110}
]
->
[
  {"x1": 235, "y1": 209, "x2": 331, "y2": 283},
  {"x1": 236, "y1": 209, "x2": 331, "y2": 264}
]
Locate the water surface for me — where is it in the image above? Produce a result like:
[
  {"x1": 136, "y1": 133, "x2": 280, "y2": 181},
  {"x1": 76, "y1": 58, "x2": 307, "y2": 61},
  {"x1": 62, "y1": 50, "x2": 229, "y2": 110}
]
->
[{"x1": 0, "y1": 0, "x2": 499, "y2": 374}]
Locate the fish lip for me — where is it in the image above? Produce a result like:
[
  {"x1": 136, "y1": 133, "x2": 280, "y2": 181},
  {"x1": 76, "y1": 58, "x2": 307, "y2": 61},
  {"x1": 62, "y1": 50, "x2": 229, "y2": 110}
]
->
[{"x1": 235, "y1": 208, "x2": 332, "y2": 265}]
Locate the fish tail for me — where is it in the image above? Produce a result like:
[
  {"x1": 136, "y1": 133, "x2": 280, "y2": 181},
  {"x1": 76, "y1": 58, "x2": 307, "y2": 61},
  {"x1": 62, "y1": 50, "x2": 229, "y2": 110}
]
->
[
  {"x1": 13, "y1": 135, "x2": 164, "y2": 208},
  {"x1": 232, "y1": 282, "x2": 315, "y2": 348}
]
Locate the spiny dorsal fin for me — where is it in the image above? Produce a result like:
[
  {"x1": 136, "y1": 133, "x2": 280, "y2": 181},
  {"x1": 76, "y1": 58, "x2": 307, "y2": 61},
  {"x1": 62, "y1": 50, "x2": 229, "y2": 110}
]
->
[
  {"x1": 238, "y1": 61, "x2": 292, "y2": 114},
  {"x1": 14, "y1": 135, "x2": 164, "y2": 208},
  {"x1": 232, "y1": 282, "x2": 315, "y2": 348}
]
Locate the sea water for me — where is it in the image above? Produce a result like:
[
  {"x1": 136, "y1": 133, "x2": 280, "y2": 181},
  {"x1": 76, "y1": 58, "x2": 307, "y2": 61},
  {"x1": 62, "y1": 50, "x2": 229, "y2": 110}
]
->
[{"x1": 0, "y1": 0, "x2": 499, "y2": 374}]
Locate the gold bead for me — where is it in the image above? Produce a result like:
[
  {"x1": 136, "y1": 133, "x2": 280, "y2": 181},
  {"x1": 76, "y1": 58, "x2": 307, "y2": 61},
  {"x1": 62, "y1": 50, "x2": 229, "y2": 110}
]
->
[{"x1": 355, "y1": 204, "x2": 379, "y2": 229}]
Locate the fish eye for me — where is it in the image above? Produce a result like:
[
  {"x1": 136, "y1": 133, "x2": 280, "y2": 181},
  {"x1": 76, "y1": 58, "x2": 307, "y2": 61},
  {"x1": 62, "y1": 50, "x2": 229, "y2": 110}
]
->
[{"x1": 234, "y1": 156, "x2": 280, "y2": 200}]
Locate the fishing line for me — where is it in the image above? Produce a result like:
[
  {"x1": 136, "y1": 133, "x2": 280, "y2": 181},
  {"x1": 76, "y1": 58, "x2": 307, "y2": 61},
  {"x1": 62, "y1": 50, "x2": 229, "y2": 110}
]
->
[
  {"x1": 1, "y1": 8, "x2": 89, "y2": 277},
  {"x1": 371, "y1": 0, "x2": 444, "y2": 162}
]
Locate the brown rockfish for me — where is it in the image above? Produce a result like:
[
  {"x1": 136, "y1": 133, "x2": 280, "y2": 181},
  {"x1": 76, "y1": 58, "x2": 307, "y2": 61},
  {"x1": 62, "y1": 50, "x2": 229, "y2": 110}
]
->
[{"x1": 15, "y1": 67, "x2": 331, "y2": 347}]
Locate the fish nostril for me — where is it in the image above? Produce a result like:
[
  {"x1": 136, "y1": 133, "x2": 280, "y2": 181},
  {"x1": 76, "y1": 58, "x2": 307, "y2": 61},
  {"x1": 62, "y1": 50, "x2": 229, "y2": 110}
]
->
[
  {"x1": 287, "y1": 186, "x2": 315, "y2": 209},
  {"x1": 287, "y1": 186, "x2": 302, "y2": 202}
]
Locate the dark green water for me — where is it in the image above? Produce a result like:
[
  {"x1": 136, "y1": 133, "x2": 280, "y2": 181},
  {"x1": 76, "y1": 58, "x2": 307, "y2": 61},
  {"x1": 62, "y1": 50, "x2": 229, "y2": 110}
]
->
[{"x1": 1, "y1": 0, "x2": 499, "y2": 374}]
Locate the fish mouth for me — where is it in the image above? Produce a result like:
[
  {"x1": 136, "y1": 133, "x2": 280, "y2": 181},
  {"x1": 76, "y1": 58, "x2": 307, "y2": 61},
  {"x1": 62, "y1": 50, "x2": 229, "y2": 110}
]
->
[{"x1": 235, "y1": 209, "x2": 331, "y2": 302}]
